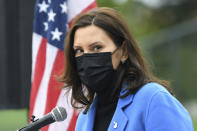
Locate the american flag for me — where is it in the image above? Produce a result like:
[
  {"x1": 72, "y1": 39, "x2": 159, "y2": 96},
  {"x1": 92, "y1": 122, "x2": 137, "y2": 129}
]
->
[{"x1": 30, "y1": 0, "x2": 97, "y2": 130}]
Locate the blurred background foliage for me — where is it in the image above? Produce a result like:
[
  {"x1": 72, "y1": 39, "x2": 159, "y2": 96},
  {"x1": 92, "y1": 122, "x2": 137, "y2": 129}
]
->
[{"x1": 0, "y1": 0, "x2": 197, "y2": 130}]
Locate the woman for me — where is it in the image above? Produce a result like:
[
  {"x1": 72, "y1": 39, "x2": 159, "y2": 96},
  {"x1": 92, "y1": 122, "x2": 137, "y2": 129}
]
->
[{"x1": 61, "y1": 7, "x2": 194, "y2": 131}]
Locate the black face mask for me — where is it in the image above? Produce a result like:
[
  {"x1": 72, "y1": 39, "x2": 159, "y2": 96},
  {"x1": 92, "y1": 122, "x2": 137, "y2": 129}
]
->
[{"x1": 76, "y1": 50, "x2": 118, "y2": 93}]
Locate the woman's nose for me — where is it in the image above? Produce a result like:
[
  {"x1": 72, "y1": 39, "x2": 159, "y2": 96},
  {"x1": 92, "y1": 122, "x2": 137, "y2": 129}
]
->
[{"x1": 83, "y1": 50, "x2": 92, "y2": 54}]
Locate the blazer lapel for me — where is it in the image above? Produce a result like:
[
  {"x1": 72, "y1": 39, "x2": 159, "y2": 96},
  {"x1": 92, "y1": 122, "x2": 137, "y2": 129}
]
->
[
  {"x1": 108, "y1": 93, "x2": 134, "y2": 131},
  {"x1": 108, "y1": 107, "x2": 128, "y2": 131}
]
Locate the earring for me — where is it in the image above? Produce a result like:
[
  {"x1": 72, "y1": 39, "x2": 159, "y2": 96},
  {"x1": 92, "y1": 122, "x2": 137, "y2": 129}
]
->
[{"x1": 121, "y1": 60, "x2": 126, "y2": 64}]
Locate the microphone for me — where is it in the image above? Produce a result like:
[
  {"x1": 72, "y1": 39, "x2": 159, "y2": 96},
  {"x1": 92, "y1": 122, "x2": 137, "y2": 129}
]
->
[{"x1": 18, "y1": 106, "x2": 67, "y2": 131}]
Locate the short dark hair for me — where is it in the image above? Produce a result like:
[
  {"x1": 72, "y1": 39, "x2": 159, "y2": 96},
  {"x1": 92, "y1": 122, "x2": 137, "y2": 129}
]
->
[{"x1": 60, "y1": 7, "x2": 172, "y2": 113}]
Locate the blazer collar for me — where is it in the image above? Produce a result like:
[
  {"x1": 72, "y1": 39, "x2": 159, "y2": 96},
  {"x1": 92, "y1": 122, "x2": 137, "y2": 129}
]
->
[
  {"x1": 118, "y1": 89, "x2": 134, "y2": 109},
  {"x1": 85, "y1": 87, "x2": 134, "y2": 131}
]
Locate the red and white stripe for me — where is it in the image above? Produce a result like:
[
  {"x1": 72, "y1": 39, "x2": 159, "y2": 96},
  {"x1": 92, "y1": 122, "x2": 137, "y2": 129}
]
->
[{"x1": 30, "y1": 0, "x2": 97, "y2": 131}]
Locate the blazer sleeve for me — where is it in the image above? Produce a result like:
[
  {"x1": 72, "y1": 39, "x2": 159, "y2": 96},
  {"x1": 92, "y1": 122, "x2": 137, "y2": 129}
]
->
[{"x1": 145, "y1": 91, "x2": 194, "y2": 131}]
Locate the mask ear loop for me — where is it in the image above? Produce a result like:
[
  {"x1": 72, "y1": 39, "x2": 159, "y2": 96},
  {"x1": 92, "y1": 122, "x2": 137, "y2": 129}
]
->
[
  {"x1": 111, "y1": 41, "x2": 125, "y2": 55},
  {"x1": 111, "y1": 47, "x2": 119, "y2": 55}
]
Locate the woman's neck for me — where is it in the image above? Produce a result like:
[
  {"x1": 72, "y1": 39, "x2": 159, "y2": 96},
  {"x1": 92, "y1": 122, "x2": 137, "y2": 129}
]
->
[{"x1": 96, "y1": 81, "x2": 120, "y2": 106}]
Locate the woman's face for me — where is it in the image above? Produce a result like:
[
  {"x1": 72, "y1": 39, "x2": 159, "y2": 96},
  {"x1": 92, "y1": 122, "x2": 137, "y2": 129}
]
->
[{"x1": 73, "y1": 25, "x2": 124, "y2": 69}]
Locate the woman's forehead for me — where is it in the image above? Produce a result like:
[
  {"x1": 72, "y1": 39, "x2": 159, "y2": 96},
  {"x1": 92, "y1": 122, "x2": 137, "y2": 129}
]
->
[{"x1": 73, "y1": 25, "x2": 115, "y2": 47}]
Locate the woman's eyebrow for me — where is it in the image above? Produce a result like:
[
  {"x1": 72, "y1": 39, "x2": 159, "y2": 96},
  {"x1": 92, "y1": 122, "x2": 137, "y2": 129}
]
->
[
  {"x1": 88, "y1": 41, "x2": 103, "y2": 48},
  {"x1": 73, "y1": 45, "x2": 81, "y2": 49}
]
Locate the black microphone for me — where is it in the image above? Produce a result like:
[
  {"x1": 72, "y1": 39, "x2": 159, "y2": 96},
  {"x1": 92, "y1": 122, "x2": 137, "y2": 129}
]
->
[{"x1": 18, "y1": 106, "x2": 67, "y2": 131}]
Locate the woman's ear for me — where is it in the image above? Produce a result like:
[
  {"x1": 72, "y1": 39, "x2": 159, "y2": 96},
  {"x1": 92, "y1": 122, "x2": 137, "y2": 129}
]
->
[{"x1": 120, "y1": 41, "x2": 128, "y2": 63}]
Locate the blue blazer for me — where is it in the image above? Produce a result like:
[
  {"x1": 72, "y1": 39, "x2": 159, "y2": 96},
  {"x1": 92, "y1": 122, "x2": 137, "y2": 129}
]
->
[{"x1": 75, "y1": 83, "x2": 194, "y2": 131}]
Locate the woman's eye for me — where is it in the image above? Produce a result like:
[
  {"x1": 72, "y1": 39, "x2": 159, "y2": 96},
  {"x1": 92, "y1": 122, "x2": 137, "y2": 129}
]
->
[
  {"x1": 74, "y1": 49, "x2": 83, "y2": 56},
  {"x1": 93, "y1": 45, "x2": 102, "y2": 51}
]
